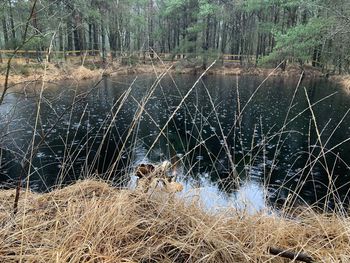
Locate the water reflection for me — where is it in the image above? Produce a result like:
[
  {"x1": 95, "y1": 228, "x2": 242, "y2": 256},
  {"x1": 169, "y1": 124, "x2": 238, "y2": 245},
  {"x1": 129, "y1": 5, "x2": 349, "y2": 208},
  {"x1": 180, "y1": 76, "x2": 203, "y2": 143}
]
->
[
  {"x1": 180, "y1": 179, "x2": 266, "y2": 213},
  {"x1": 0, "y1": 75, "x2": 350, "y2": 210}
]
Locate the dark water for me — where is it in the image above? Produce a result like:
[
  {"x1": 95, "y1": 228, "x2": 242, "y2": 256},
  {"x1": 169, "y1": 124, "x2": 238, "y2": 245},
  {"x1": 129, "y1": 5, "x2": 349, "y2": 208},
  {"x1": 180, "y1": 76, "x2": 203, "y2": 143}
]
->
[{"x1": 1, "y1": 75, "x2": 350, "y2": 210}]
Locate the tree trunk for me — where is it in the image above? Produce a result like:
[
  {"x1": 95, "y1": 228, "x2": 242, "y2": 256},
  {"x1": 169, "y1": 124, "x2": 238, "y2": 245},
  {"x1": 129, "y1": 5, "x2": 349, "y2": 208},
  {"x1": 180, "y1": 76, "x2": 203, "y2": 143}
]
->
[
  {"x1": 215, "y1": 19, "x2": 220, "y2": 50},
  {"x1": 221, "y1": 22, "x2": 227, "y2": 53},
  {"x1": 101, "y1": 19, "x2": 106, "y2": 62},
  {"x1": 108, "y1": 29, "x2": 117, "y2": 58},
  {"x1": 31, "y1": 0, "x2": 42, "y2": 55},
  {"x1": 89, "y1": 24, "x2": 93, "y2": 51},
  {"x1": 167, "y1": 18, "x2": 171, "y2": 52},
  {"x1": 8, "y1": 0, "x2": 16, "y2": 42},
  {"x1": 202, "y1": 16, "x2": 210, "y2": 69},
  {"x1": 73, "y1": 10, "x2": 84, "y2": 54},
  {"x1": 67, "y1": 18, "x2": 73, "y2": 51},
  {"x1": 73, "y1": 27, "x2": 81, "y2": 53},
  {"x1": 59, "y1": 26, "x2": 64, "y2": 51},
  {"x1": 2, "y1": 17, "x2": 9, "y2": 48},
  {"x1": 148, "y1": 0, "x2": 154, "y2": 56},
  {"x1": 187, "y1": 0, "x2": 198, "y2": 54},
  {"x1": 93, "y1": 23, "x2": 99, "y2": 52},
  {"x1": 312, "y1": 45, "x2": 322, "y2": 68}
]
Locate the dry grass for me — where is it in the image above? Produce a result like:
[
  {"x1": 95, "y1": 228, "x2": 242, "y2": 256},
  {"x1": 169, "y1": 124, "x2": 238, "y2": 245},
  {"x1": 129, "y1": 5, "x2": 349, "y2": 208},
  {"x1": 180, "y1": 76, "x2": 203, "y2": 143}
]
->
[
  {"x1": 0, "y1": 63, "x2": 104, "y2": 87},
  {"x1": 0, "y1": 60, "x2": 326, "y2": 88},
  {"x1": 340, "y1": 76, "x2": 350, "y2": 93},
  {"x1": 70, "y1": 66, "x2": 104, "y2": 81},
  {"x1": 330, "y1": 75, "x2": 350, "y2": 94},
  {"x1": 0, "y1": 180, "x2": 349, "y2": 262}
]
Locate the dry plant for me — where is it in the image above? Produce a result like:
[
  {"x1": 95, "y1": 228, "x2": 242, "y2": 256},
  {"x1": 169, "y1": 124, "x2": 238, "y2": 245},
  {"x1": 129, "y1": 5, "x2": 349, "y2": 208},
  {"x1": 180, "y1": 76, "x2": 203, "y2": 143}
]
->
[
  {"x1": 339, "y1": 76, "x2": 350, "y2": 93},
  {"x1": 0, "y1": 179, "x2": 350, "y2": 262}
]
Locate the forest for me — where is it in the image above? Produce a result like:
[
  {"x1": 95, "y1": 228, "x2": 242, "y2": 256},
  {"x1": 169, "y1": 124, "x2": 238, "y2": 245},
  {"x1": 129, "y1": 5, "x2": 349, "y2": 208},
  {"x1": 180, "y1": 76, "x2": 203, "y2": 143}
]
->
[{"x1": 1, "y1": 0, "x2": 350, "y2": 73}]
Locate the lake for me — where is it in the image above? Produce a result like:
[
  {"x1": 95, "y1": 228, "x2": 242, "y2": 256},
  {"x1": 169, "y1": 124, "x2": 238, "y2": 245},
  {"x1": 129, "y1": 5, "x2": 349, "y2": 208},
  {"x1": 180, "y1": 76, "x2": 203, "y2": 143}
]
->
[{"x1": 1, "y1": 74, "x2": 350, "y2": 211}]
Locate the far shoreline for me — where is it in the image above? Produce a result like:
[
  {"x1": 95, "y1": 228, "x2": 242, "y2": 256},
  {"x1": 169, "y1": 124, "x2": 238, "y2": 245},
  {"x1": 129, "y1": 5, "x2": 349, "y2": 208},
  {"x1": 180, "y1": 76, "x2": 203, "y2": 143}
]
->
[{"x1": 1, "y1": 61, "x2": 349, "y2": 92}]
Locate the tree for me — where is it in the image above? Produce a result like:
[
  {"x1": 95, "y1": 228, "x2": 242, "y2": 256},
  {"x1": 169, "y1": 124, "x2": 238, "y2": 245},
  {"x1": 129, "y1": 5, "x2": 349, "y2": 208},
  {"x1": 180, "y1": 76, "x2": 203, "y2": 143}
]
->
[{"x1": 0, "y1": 0, "x2": 349, "y2": 74}]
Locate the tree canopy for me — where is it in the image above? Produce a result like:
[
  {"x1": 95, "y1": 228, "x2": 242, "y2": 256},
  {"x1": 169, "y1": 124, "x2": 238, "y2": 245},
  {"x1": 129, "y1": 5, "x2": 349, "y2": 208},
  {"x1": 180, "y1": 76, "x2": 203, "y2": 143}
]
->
[{"x1": 1, "y1": 0, "x2": 349, "y2": 73}]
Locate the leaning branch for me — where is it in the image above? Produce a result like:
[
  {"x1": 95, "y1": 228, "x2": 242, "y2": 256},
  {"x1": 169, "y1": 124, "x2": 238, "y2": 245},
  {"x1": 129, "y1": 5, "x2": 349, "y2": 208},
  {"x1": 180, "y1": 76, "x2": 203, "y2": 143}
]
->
[{"x1": 269, "y1": 247, "x2": 314, "y2": 263}]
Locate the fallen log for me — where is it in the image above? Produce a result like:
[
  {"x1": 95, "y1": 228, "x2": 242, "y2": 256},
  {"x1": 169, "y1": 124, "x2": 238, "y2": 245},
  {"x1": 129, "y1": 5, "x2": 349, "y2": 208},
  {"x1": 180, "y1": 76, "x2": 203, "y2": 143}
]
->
[{"x1": 268, "y1": 247, "x2": 314, "y2": 263}]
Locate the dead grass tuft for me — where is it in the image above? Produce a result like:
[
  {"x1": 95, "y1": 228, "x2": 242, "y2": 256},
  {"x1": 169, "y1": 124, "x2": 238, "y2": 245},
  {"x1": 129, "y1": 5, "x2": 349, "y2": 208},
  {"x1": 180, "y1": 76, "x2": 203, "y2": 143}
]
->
[
  {"x1": 340, "y1": 76, "x2": 350, "y2": 92},
  {"x1": 70, "y1": 66, "x2": 103, "y2": 80},
  {"x1": 0, "y1": 180, "x2": 349, "y2": 262},
  {"x1": 331, "y1": 75, "x2": 350, "y2": 94}
]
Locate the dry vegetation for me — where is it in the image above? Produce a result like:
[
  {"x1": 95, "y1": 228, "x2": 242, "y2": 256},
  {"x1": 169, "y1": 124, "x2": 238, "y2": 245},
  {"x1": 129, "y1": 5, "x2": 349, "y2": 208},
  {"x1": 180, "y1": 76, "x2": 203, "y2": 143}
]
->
[
  {"x1": 332, "y1": 75, "x2": 350, "y2": 93},
  {"x1": 0, "y1": 179, "x2": 349, "y2": 262},
  {"x1": 0, "y1": 61, "x2": 175, "y2": 86},
  {"x1": 0, "y1": 60, "x2": 326, "y2": 88},
  {"x1": 0, "y1": 63, "x2": 104, "y2": 85}
]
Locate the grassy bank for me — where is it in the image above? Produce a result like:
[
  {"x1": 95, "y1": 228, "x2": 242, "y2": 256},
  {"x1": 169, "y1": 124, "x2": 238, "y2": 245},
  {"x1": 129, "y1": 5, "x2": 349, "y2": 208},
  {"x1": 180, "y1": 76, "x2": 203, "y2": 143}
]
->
[
  {"x1": 1, "y1": 179, "x2": 349, "y2": 262},
  {"x1": 0, "y1": 63, "x2": 104, "y2": 85},
  {"x1": 0, "y1": 60, "x2": 325, "y2": 87},
  {"x1": 332, "y1": 75, "x2": 350, "y2": 93}
]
